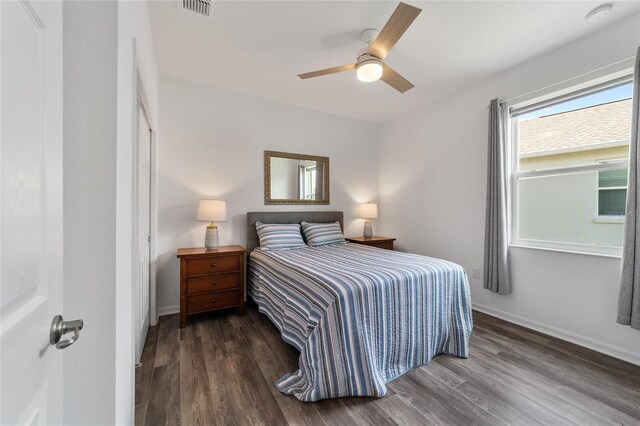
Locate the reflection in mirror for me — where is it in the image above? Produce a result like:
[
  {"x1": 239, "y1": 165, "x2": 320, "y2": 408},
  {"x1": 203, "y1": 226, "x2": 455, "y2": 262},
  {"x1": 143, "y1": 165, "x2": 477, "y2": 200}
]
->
[{"x1": 265, "y1": 151, "x2": 329, "y2": 205}]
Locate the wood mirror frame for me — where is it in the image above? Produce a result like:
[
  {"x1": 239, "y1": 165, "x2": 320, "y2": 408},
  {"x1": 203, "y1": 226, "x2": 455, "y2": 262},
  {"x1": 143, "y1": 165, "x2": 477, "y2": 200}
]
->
[{"x1": 264, "y1": 150, "x2": 330, "y2": 205}]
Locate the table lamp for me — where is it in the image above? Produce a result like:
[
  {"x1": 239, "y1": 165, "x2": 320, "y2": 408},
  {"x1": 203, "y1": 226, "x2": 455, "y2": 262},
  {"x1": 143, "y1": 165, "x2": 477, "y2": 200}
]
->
[
  {"x1": 197, "y1": 200, "x2": 227, "y2": 249},
  {"x1": 359, "y1": 202, "x2": 378, "y2": 239}
]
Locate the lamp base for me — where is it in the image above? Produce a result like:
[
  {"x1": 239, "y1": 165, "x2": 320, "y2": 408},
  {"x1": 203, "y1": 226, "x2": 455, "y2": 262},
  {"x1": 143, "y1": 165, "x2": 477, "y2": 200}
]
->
[
  {"x1": 205, "y1": 223, "x2": 219, "y2": 249},
  {"x1": 363, "y1": 221, "x2": 373, "y2": 239}
]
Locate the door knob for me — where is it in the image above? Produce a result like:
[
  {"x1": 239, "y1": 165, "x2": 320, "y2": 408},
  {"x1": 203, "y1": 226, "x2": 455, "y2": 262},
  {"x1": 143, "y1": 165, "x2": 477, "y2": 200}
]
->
[{"x1": 50, "y1": 315, "x2": 84, "y2": 349}]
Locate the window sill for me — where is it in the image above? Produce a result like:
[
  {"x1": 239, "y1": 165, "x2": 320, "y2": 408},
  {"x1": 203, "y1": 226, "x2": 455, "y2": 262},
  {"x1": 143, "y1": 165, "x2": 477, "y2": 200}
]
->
[
  {"x1": 509, "y1": 241, "x2": 622, "y2": 259},
  {"x1": 593, "y1": 216, "x2": 625, "y2": 224}
]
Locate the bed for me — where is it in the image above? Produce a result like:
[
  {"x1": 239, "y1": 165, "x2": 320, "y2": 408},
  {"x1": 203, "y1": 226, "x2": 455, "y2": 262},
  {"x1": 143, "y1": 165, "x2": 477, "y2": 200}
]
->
[{"x1": 246, "y1": 211, "x2": 473, "y2": 402}]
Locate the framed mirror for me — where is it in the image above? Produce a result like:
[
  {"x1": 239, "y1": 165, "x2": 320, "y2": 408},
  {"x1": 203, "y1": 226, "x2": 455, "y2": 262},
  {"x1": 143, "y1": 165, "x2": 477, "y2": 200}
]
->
[{"x1": 264, "y1": 150, "x2": 330, "y2": 205}]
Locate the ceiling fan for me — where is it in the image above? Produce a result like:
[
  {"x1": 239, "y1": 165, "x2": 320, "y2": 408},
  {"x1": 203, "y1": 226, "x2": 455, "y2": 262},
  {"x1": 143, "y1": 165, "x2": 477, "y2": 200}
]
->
[{"x1": 298, "y1": 2, "x2": 421, "y2": 93}]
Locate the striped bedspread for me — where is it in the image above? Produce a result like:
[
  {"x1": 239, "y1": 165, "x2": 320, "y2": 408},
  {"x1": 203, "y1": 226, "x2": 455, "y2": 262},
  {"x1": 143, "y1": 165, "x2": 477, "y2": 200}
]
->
[{"x1": 248, "y1": 243, "x2": 473, "y2": 402}]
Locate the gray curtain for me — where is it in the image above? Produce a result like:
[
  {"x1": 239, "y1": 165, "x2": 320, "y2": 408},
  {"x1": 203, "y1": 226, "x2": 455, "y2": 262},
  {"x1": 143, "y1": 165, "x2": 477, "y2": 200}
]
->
[
  {"x1": 484, "y1": 99, "x2": 511, "y2": 294},
  {"x1": 617, "y1": 48, "x2": 640, "y2": 330}
]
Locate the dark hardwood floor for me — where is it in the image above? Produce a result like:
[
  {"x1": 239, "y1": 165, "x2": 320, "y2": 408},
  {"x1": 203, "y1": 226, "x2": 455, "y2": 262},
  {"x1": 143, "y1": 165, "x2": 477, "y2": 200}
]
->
[{"x1": 136, "y1": 306, "x2": 640, "y2": 426}]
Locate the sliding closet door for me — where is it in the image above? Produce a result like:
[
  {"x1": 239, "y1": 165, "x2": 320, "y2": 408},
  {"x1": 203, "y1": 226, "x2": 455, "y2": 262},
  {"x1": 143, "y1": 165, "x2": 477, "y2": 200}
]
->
[{"x1": 135, "y1": 103, "x2": 152, "y2": 364}]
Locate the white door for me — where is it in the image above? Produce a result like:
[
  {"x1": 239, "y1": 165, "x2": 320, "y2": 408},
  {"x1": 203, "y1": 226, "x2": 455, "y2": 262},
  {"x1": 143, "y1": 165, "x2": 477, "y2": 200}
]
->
[
  {"x1": 135, "y1": 103, "x2": 151, "y2": 364},
  {"x1": 1, "y1": 1, "x2": 64, "y2": 425}
]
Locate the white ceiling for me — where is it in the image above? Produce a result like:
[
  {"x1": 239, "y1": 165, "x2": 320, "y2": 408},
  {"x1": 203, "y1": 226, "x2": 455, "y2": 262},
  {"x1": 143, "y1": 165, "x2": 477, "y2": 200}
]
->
[{"x1": 149, "y1": 1, "x2": 640, "y2": 123}]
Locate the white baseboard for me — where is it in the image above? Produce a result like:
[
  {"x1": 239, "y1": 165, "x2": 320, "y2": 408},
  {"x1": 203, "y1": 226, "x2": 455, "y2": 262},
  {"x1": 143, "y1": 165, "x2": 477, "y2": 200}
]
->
[
  {"x1": 157, "y1": 305, "x2": 179, "y2": 317},
  {"x1": 472, "y1": 303, "x2": 640, "y2": 366}
]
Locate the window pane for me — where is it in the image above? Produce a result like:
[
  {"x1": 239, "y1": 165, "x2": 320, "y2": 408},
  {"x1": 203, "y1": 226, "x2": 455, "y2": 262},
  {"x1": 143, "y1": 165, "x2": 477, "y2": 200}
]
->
[
  {"x1": 598, "y1": 168, "x2": 628, "y2": 188},
  {"x1": 517, "y1": 83, "x2": 632, "y2": 173},
  {"x1": 517, "y1": 170, "x2": 624, "y2": 247},
  {"x1": 599, "y1": 189, "x2": 627, "y2": 216}
]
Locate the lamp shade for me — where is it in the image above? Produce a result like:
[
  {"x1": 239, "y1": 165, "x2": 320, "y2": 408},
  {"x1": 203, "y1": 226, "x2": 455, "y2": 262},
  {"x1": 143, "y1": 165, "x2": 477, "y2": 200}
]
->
[
  {"x1": 359, "y1": 203, "x2": 378, "y2": 219},
  {"x1": 197, "y1": 200, "x2": 227, "y2": 222}
]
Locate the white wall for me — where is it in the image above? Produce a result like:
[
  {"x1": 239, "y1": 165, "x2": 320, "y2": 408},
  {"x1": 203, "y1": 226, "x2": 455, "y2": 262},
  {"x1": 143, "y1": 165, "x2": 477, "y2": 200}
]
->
[
  {"x1": 116, "y1": 1, "x2": 159, "y2": 424},
  {"x1": 63, "y1": 1, "x2": 158, "y2": 424},
  {"x1": 379, "y1": 15, "x2": 640, "y2": 364},
  {"x1": 156, "y1": 76, "x2": 378, "y2": 314},
  {"x1": 63, "y1": 2, "x2": 118, "y2": 424}
]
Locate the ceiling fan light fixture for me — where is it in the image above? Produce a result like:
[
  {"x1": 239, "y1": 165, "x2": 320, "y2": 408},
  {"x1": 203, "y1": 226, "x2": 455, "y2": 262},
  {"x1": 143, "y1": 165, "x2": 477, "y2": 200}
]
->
[{"x1": 356, "y1": 58, "x2": 383, "y2": 82}]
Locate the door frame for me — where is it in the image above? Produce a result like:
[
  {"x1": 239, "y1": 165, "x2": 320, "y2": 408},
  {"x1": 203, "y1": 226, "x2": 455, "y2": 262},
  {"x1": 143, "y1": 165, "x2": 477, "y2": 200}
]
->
[
  {"x1": 131, "y1": 39, "x2": 158, "y2": 335},
  {"x1": 115, "y1": 37, "x2": 159, "y2": 425}
]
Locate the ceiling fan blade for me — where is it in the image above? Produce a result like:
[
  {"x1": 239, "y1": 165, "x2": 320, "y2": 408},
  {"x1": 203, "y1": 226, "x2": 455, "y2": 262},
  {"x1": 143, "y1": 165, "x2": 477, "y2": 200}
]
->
[
  {"x1": 369, "y1": 2, "x2": 421, "y2": 60},
  {"x1": 298, "y1": 63, "x2": 356, "y2": 79},
  {"x1": 381, "y1": 64, "x2": 414, "y2": 93}
]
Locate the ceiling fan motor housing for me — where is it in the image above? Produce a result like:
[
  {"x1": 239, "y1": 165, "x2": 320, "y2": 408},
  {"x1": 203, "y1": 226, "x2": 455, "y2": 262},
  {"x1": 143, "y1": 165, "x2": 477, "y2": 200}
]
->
[
  {"x1": 356, "y1": 29, "x2": 383, "y2": 82},
  {"x1": 356, "y1": 52, "x2": 383, "y2": 68}
]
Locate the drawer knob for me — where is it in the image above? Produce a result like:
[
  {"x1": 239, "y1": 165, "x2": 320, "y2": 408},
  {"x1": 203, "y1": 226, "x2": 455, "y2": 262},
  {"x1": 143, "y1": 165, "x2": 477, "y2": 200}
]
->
[
  {"x1": 211, "y1": 281, "x2": 217, "y2": 286},
  {"x1": 210, "y1": 263, "x2": 217, "y2": 268},
  {"x1": 211, "y1": 298, "x2": 217, "y2": 303}
]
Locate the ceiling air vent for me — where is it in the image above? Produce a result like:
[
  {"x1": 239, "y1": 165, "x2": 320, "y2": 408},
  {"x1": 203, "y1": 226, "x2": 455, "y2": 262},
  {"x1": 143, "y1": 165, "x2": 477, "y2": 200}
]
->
[{"x1": 183, "y1": 0, "x2": 211, "y2": 16}]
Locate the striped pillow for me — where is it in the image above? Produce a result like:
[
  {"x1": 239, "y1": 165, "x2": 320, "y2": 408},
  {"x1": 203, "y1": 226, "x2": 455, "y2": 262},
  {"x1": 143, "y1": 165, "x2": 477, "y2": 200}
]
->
[
  {"x1": 255, "y1": 222, "x2": 307, "y2": 251},
  {"x1": 301, "y1": 221, "x2": 346, "y2": 246}
]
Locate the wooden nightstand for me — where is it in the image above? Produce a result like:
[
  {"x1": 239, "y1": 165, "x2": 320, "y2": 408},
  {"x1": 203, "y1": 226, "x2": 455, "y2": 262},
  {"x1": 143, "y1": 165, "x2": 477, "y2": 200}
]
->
[
  {"x1": 177, "y1": 245, "x2": 246, "y2": 328},
  {"x1": 346, "y1": 236, "x2": 396, "y2": 250}
]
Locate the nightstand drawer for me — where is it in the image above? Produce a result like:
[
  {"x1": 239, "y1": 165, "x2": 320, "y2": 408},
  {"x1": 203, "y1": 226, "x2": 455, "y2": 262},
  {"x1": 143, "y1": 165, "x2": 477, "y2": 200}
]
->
[
  {"x1": 368, "y1": 241, "x2": 394, "y2": 250},
  {"x1": 187, "y1": 290, "x2": 239, "y2": 314},
  {"x1": 186, "y1": 272, "x2": 239, "y2": 294},
  {"x1": 186, "y1": 255, "x2": 239, "y2": 275}
]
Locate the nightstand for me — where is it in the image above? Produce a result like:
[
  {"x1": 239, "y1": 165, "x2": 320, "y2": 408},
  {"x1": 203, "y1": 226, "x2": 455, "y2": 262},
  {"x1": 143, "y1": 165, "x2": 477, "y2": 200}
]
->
[
  {"x1": 346, "y1": 236, "x2": 396, "y2": 250},
  {"x1": 177, "y1": 245, "x2": 246, "y2": 328}
]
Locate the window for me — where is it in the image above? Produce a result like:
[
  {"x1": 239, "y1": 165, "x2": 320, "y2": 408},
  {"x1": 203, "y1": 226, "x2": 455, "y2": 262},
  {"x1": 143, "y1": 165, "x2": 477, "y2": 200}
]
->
[
  {"x1": 298, "y1": 164, "x2": 317, "y2": 200},
  {"x1": 303, "y1": 165, "x2": 316, "y2": 200},
  {"x1": 510, "y1": 75, "x2": 633, "y2": 255},
  {"x1": 598, "y1": 166, "x2": 627, "y2": 216}
]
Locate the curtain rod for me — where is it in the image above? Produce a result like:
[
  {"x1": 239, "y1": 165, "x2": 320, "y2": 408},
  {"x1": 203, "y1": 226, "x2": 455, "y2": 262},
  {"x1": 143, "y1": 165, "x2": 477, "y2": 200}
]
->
[{"x1": 497, "y1": 55, "x2": 635, "y2": 106}]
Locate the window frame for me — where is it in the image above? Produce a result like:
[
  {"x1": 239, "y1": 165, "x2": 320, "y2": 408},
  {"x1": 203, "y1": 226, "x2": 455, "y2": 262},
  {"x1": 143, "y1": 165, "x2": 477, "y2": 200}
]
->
[{"x1": 507, "y1": 71, "x2": 633, "y2": 257}]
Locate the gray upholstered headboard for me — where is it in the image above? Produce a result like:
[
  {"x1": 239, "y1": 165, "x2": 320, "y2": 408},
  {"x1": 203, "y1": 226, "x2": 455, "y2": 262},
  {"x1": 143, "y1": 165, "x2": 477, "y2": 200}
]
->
[{"x1": 246, "y1": 211, "x2": 344, "y2": 253}]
